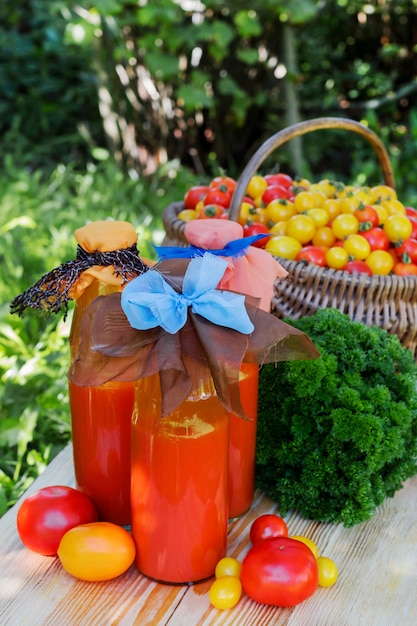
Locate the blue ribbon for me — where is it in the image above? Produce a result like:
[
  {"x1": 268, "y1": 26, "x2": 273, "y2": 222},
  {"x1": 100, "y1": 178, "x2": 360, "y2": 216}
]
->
[
  {"x1": 121, "y1": 253, "x2": 255, "y2": 335},
  {"x1": 153, "y1": 233, "x2": 269, "y2": 261}
]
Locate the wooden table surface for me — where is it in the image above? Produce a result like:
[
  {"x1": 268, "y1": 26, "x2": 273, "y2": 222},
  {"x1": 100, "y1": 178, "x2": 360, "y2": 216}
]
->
[{"x1": 1, "y1": 444, "x2": 417, "y2": 626}]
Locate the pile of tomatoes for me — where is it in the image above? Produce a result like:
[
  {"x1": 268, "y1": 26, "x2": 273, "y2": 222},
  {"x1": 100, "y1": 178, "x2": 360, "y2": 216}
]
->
[
  {"x1": 180, "y1": 174, "x2": 417, "y2": 277},
  {"x1": 209, "y1": 513, "x2": 338, "y2": 610}
]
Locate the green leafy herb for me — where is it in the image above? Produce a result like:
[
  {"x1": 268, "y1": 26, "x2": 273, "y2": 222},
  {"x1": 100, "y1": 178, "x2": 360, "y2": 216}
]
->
[{"x1": 256, "y1": 308, "x2": 417, "y2": 527}]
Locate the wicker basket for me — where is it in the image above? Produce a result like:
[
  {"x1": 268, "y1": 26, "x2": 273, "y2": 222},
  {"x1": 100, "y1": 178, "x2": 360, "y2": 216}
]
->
[{"x1": 162, "y1": 117, "x2": 417, "y2": 356}]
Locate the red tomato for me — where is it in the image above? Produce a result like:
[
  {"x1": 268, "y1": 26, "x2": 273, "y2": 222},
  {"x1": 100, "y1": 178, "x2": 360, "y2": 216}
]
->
[
  {"x1": 296, "y1": 245, "x2": 327, "y2": 267},
  {"x1": 361, "y1": 227, "x2": 390, "y2": 251},
  {"x1": 408, "y1": 217, "x2": 417, "y2": 239},
  {"x1": 393, "y1": 262, "x2": 417, "y2": 276},
  {"x1": 264, "y1": 173, "x2": 293, "y2": 189},
  {"x1": 405, "y1": 206, "x2": 417, "y2": 218},
  {"x1": 209, "y1": 176, "x2": 237, "y2": 193},
  {"x1": 354, "y1": 205, "x2": 379, "y2": 229},
  {"x1": 262, "y1": 185, "x2": 292, "y2": 205},
  {"x1": 184, "y1": 185, "x2": 209, "y2": 210},
  {"x1": 204, "y1": 186, "x2": 232, "y2": 208},
  {"x1": 343, "y1": 260, "x2": 373, "y2": 276},
  {"x1": 243, "y1": 223, "x2": 271, "y2": 247},
  {"x1": 241, "y1": 536, "x2": 319, "y2": 607},
  {"x1": 249, "y1": 514, "x2": 288, "y2": 545},
  {"x1": 395, "y1": 238, "x2": 417, "y2": 263},
  {"x1": 196, "y1": 203, "x2": 225, "y2": 219},
  {"x1": 17, "y1": 486, "x2": 98, "y2": 555}
]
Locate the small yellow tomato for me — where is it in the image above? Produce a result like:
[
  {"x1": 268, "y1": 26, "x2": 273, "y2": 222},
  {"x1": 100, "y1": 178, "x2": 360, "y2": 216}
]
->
[
  {"x1": 343, "y1": 234, "x2": 371, "y2": 260},
  {"x1": 215, "y1": 557, "x2": 242, "y2": 579},
  {"x1": 209, "y1": 576, "x2": 242, "y2": 610},
  {"x1": 371, "y1": 203, "x2": 389, "y2": 226},
  {"x1": 57, "y1": 522, "x2": 136, "y2": 582},
  {"x1": 312, "y1": 226, "x2": 336, "y2": 248},
  {"x1": 246, "y1": 175, "x2": 268, "y2": 199},
  {"x1": 365, "y1": 250, "x2": 395, "y2": 275},
  {"x1": 322, "y1": 198, "x2": 343, "y2": 221},
  {"x1": 316, "y1": 556, "x2": 339, "y2": 587},
  {"x1": 369, "y1": 184, "x2": 397, "y2": 204},
  {"x1": 265, "y1": 235, "x2": 302, "y2": 259},
  {"x1": 293, "y1": 191, "x2": 317, "y2": 213},
  {"x1": 306, "y1": 208, "x2": 330, "y2": 228},
  {"x1": 325, "y1": 246, "x2": 349, "y2": 269},
  {"x1": 177, "y1": 209, "x2": 198, "y2": 222},
  {"x1": 265, "y1": 199, "x2": 296, "y2": 224},
  {"x1": 237, "y1": 201, "x2": 258, "y2": 226},
  {"x1": 269, "y1": 220, "x2": 288, "y2": 236},
  {"x1": 331, "y1": 214, "x2": 359, "y2": 240},
  {"x1": 291, "y1": 535, "x2": 319, "y2": 558},
  {"x1": 286, "y1": 214, "x2": 316, "y2": 244},
  {"x1": 382, "y1": 199, "x2": 406, "y2": 216},
  {"x1": 383, "y1": 214, "x2": 412, "y2": 243}
]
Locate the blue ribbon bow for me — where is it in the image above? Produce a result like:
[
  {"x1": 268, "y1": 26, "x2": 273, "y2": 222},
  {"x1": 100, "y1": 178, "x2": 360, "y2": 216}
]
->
[
  {"x1": 121, "y1": 253, "x2": 254, "y2": 335},
  {"x1": 153, "y1": 233, "x2": 268, "y2": 261}
]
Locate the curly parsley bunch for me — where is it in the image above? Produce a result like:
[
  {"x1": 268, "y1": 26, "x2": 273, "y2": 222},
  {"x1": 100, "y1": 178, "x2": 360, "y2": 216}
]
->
[{"x1": 256, "y1": 308, "x2": 417, "y2": 527}]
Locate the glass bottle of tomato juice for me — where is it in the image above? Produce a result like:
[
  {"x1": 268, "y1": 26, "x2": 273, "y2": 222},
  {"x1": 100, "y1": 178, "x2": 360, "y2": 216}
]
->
[
  {"x1": 228, "y1": 361, "x2": 259, "y2": 520},
  {"x1": 131, "y1": 370, "x2": 229, "y2": 584},
  {"x1": 69, "y1": 280, "x2": 135, "y2": 527}
]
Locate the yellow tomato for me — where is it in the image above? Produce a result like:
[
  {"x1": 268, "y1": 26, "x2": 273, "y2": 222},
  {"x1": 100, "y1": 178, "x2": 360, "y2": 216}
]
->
[
  {"x1": 316, "y1": 556, "x2": 339, "y2": 587},
  {"x1": 215, "y1": 557, "x2": 242, "y2": 579},
  {"x1": 265, "y1": 235, "x2": 302, "y2": 259},
  {"x1": 382, "y1": 199, "x2": 406, "y2": 216},
  {"x1": 341, "y1": 196, "x2": 363, "y2": 214},
  {"x1": 365, "y1": 250, "x2": 395, "y2": 275},
  {"x1": 316, "y1": 179, "x2": 337, "y2": 198},
  {"x1": 306, "y1": 208, "x2": 330, "y2": 228},
  {"x1": 237, "y1": 201, "x2": 258, "y2": 226},
  {"x1": 269, "y1": 220, "x2": 288, "y2": 236},
  {"x1": 312, "y1": 226, "x2": 336, "y2": 248},
  {"x1": 331, "y1": 214, "x2": 359, "y2": 239},
  {"x1": 369, "y1": 185, "x2": 397, "y2": 204},
  {"x1": 177, "y1": 209, "x2": 197, "y2": 222},
  {"x1": 343, "y1": 234, "x2": 371, "y2": 260},
  {"x1": 57, "y1": 522, "x2": 136, "y2": 582},
  {"x1": 209, "y1": 576, "x2": 242, "y2": 610},
  {"x1": 265, "y1": 199, "x2": 296, "y2": 224},
  {"x1": 322, "y1": 198, "x2": 344, "y2": 221},
  {"x1": 293, "y1": 191, "x2": 317, "y2": 213},
  {"x1": 286, "y1": 214, "x2": 316, "y2": 244},
  {"x1": 371, "y1": 204, "x2": 389, "y2": 226},
  {"x1": 246, "y1": 175, "x2": 268, "y2": 199},
  {"x1": 291, "y1": 535, "x2": 319, "y2": 558},
  {"x1": 325, "y1": 246, "x2": 349, "y2": 269},
  {"x1": 383, "y1": 214, "x2": 412, "y2": 243}
]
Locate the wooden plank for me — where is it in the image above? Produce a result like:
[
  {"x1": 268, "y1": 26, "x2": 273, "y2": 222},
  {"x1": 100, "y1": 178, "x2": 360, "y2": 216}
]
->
[{"x1": 1, "y1": 445, "x2": 417, "y2": 625}]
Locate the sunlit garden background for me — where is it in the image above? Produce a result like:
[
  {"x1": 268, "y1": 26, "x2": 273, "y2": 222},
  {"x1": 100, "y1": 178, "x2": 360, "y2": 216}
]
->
[{"x1": 1, "y1": 0, "x2": 417, "y2": 515}]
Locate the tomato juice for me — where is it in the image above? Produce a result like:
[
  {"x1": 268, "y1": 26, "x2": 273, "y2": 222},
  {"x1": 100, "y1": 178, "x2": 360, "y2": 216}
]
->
[
  {"x1": 131, "y1": 372, "x2": 229, "y2": 584},
  {"x1": 228, "y1": 362, "x2": 259, "y2": 520},
  {"x1": 69, "y1": 380, "x2": 134, "y2": 526}
]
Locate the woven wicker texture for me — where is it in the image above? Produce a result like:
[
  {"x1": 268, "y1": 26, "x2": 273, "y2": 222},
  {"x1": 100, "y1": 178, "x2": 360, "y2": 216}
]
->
[{"x1": 161, "y1": 117, "x2": 417, "y2": 356}]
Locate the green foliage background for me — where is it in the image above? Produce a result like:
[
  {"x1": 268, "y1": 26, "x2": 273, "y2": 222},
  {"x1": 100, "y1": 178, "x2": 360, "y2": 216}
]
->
[{"x1": 1, "y1": 0, "x2": 417, "y2": 515}]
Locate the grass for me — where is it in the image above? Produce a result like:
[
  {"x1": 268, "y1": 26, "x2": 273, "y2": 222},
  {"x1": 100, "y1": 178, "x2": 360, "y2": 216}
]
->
[{"x1": 0, "y1": 156, "x2": 200, "y2": 515}]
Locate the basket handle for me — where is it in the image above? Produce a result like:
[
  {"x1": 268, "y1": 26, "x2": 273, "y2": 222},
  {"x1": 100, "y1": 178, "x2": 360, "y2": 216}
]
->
[{"x1": 228, "y1": 117, "x2": 395, "y2": 222}]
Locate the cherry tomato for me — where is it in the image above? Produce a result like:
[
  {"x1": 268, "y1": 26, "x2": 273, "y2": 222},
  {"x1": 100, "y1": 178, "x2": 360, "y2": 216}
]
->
[
  {"x1": 265, "y1": 235, "x2": 302, "y2": 260},
  {"x1": 405, "y1": 206, "x2": 417, "y2": 218},
  {"x1": 331, "y1": 214, "x2": 359, "y2": 239},
  {"x1": 262, "y1": 184, "x2": 292, "y2": 205},
  {"x1": 325, "y1": 246, "x2": 349, "y2": 269},
  {"x1": 177, "y1": 209, "x2": 197, "y2": 222},
  {"x1": 246, "y1": 176, "x2": 268, "y2": 199},
  {"x1": 243, "y1": 223, "x2": 271, "y2": 247},
  {"x1": 57, "y1": 521, "x2": 136, "y2": 581},
  {"x1": 408, "y1": 217, "x2": 417, "y2": 239},
  {"x1": 365, "y1": 250, "x2": 395, "y2": 275},
  {"x1": 316, "y1": 556, "x2": 339, "y2": 587},
  {"x1": 343, "y1": 260, "x2": 373, "y2": 276},
  {"x1": 241, "y1": 537, "x2": 319, "y2": 607},
  {"x1": 16, "y1": 486, "x2": 98, "y2": 555},
  {"x1": 286, "y1": 214, "x2": 316, "y2": 244},
  {"x1": 296, "y1": 245, "x2": 327, "y2": 267},
  {"x1": 354, "y1": 205, "x2": 379, "y2": 229},
  {"x1": 204, "y1": 186, "x2": 232, "y2": 209},
  {"x1": 209, "y1": 576, "x2": 242, "y2": 610},
  {"x1": 361, "y1": 227, "x2": 390, "y2": 251},
  {"x1": 238, "y1": 201, "x2": 260, "y2": 226},
  {"x1": 393, "y1": 262, "x2": 417, "y2": 276},
  {"x1": 290, "y1": 535, "x2": 319, "y2": 558},
  {"x1": 249, "y1": 514, "x2": 288, "y2": 545},
  {"x1": 215, "y1": 557, "x2": 242, "y2": 579},
  {"x1": 395, "y1": 238, "x2": 417, "y2": 263},
  {"x1": 342, "y1": 234, "x2": 371, "y2": 260},
  {"x1": 312, "y1": 226, "x2": 336, "y2": 248},
  {"x1": 383, "y1": 214, "x2": 412, "y2": 243},
  {"x1": 196, "y1": 203, "x2": 225, "y2": 219},
  {"x1": 264, "y1": 199, "x2": 296, "y2": 224},
  {"x1": 184, "y1": 185, "x2": 209, "y2": 210},
  {"x1": 293, "y1": 191, "x2": 317, "y2": 213},
  {"x1": 264, "y1": 173, "x2": 293, "y2": 189},
  {"x1": 209, "y1": 176, "x2": 236, "y2": 193},
  {"x1": 306, "y1": 208, "x2": 329, "y2": 228}
]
